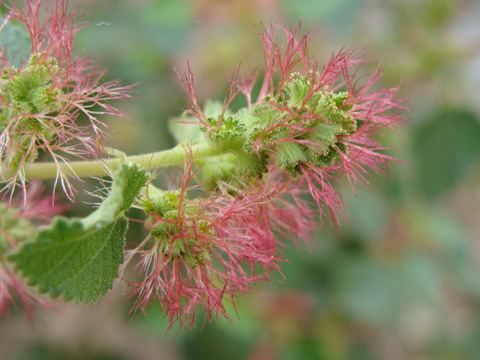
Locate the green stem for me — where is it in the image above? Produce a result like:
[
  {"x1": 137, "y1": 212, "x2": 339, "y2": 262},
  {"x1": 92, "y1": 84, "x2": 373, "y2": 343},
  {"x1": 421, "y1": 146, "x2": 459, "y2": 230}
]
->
[{"x1": 19, "y1": 143, "x2": 219, "y2": 180}]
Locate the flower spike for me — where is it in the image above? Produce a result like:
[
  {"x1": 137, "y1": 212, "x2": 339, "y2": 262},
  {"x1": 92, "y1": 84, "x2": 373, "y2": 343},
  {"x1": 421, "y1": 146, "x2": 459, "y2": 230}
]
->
[{"x1": 0, "y1": 0, "x2": 131, "y2": 198}]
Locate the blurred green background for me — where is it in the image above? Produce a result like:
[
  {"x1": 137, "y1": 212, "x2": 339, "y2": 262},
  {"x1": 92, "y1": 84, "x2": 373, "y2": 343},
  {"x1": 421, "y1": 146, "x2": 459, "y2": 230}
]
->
[{"x1": 2, "y1": 0, "x2": 480, "y2": 359}]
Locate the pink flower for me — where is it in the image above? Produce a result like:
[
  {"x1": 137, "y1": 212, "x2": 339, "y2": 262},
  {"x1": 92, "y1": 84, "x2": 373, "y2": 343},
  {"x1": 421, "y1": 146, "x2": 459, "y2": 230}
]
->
[
  {"x1": 177, "y1": 25, "x2": 403, "y2": 226},
  {"x1": 134, "y1": 25, "x2": 405, "y2": 327},
  {"x1": 128, "y1": 155, "x2": 315, "y2": 329},
  {"x1": 246, "y1": 26, "x2": 404, "y2": 224},
  {"x1": 1, "y1": 0, "x2": 131, "y2": 198}
]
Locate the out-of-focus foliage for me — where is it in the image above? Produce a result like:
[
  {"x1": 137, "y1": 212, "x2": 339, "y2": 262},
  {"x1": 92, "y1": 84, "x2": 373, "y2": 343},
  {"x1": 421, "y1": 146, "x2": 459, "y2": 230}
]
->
[
  {"x1": 1, "y1": 0, "x2": 480, "y2": 359},
  {"x1": 413, "y1": 109, "x2": 480, "y2": 199},
  {"x1": 0, "y1": 15, "x2": 30, "y2": 66}
]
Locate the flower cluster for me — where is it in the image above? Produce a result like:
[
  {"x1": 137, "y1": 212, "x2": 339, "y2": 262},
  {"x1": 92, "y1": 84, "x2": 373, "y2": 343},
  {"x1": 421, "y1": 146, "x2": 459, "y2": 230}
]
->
[
  {"x1": 0, "y1": 0, "x2": 130, "y2": 198},
  {"x1": 130, "y1": 26, "x2": 404, "y2": 327},
  {"x1": 176, "y1": 26, "x2": 404, "y2": 220},
  {"x1": 0, "y1": 1, "x2": 404, "y2": 330},
  {"x1": 131, "y1": 153, "x2": 314, "y2": 328}
]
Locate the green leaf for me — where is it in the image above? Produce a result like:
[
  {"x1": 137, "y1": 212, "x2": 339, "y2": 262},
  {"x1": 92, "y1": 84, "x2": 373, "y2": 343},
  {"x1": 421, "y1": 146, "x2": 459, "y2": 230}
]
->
[
  {"x1": 168, "y1": 100, "x2": 223, "y2": 144},
  {"x1": 9, "y1": 163, "x2": 148, "y2": 303},
  {"x1": 83, "y1": 163, "x2": 149, "y2": 227},
  {"x1": 0, "y1": 15, "x2": 31, "y2": 67},
  {"x1": 413, "y1": 109, "x2": 480, "y2": 199},
  {"x1": 11, "y1": 216, "x2": 129, "y2": 302},
  {"x1": 169, "y1": 114, "x2": 205, "y2": 144}
]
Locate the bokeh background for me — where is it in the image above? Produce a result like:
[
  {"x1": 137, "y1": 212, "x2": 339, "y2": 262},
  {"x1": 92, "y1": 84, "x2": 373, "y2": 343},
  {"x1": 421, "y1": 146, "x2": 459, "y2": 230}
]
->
[{"x1": 2, "y1": 0, "x2": 480, "y2": 359}]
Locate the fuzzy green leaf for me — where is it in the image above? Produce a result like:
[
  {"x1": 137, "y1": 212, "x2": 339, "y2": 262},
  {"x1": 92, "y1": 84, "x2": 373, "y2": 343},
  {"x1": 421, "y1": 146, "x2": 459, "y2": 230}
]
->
[
  {"x1": 9, "y1": 163, "x2": 148, "y2": 303},
  {"x1": 10, "y1": 216, "x2": 128, "y2": 302}
]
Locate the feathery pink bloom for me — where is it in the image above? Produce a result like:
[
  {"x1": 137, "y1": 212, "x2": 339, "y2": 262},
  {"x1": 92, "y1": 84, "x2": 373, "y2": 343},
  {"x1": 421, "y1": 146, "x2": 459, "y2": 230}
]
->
[
  {"x1": 250, "y1": 27, "x2": 404, "y2": 223},
  {"x1": 177, "y1": 26, "x2": 403, "y2": 226},
  {"x1": 0, "y1": 0, "x2": 131, "y2": 198},
  {"x1": 129, "y1": 155, "x2": 316, "y2": 329},
  {"x1": 138, "y1": 25, "x2": 404, "y2": 328}
]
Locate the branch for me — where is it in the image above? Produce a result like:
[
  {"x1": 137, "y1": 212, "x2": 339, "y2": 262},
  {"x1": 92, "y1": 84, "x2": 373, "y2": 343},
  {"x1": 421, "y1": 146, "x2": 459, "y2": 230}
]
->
[{"x1": 5, "y1": 143, "x2": 219, "y2": 181}]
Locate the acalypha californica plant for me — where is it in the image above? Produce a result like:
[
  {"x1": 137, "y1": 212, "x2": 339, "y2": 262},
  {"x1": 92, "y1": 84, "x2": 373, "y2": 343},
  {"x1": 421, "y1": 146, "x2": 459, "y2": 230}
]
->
[{"x1": 0, "y1": 0, "x2": 404, "y2": 329}]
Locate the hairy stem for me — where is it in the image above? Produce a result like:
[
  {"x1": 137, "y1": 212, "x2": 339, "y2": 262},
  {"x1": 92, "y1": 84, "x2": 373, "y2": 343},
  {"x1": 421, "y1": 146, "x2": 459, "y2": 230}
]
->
[{"x1": 17, "y1": 143, "x2": 219, "y2": 180}]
